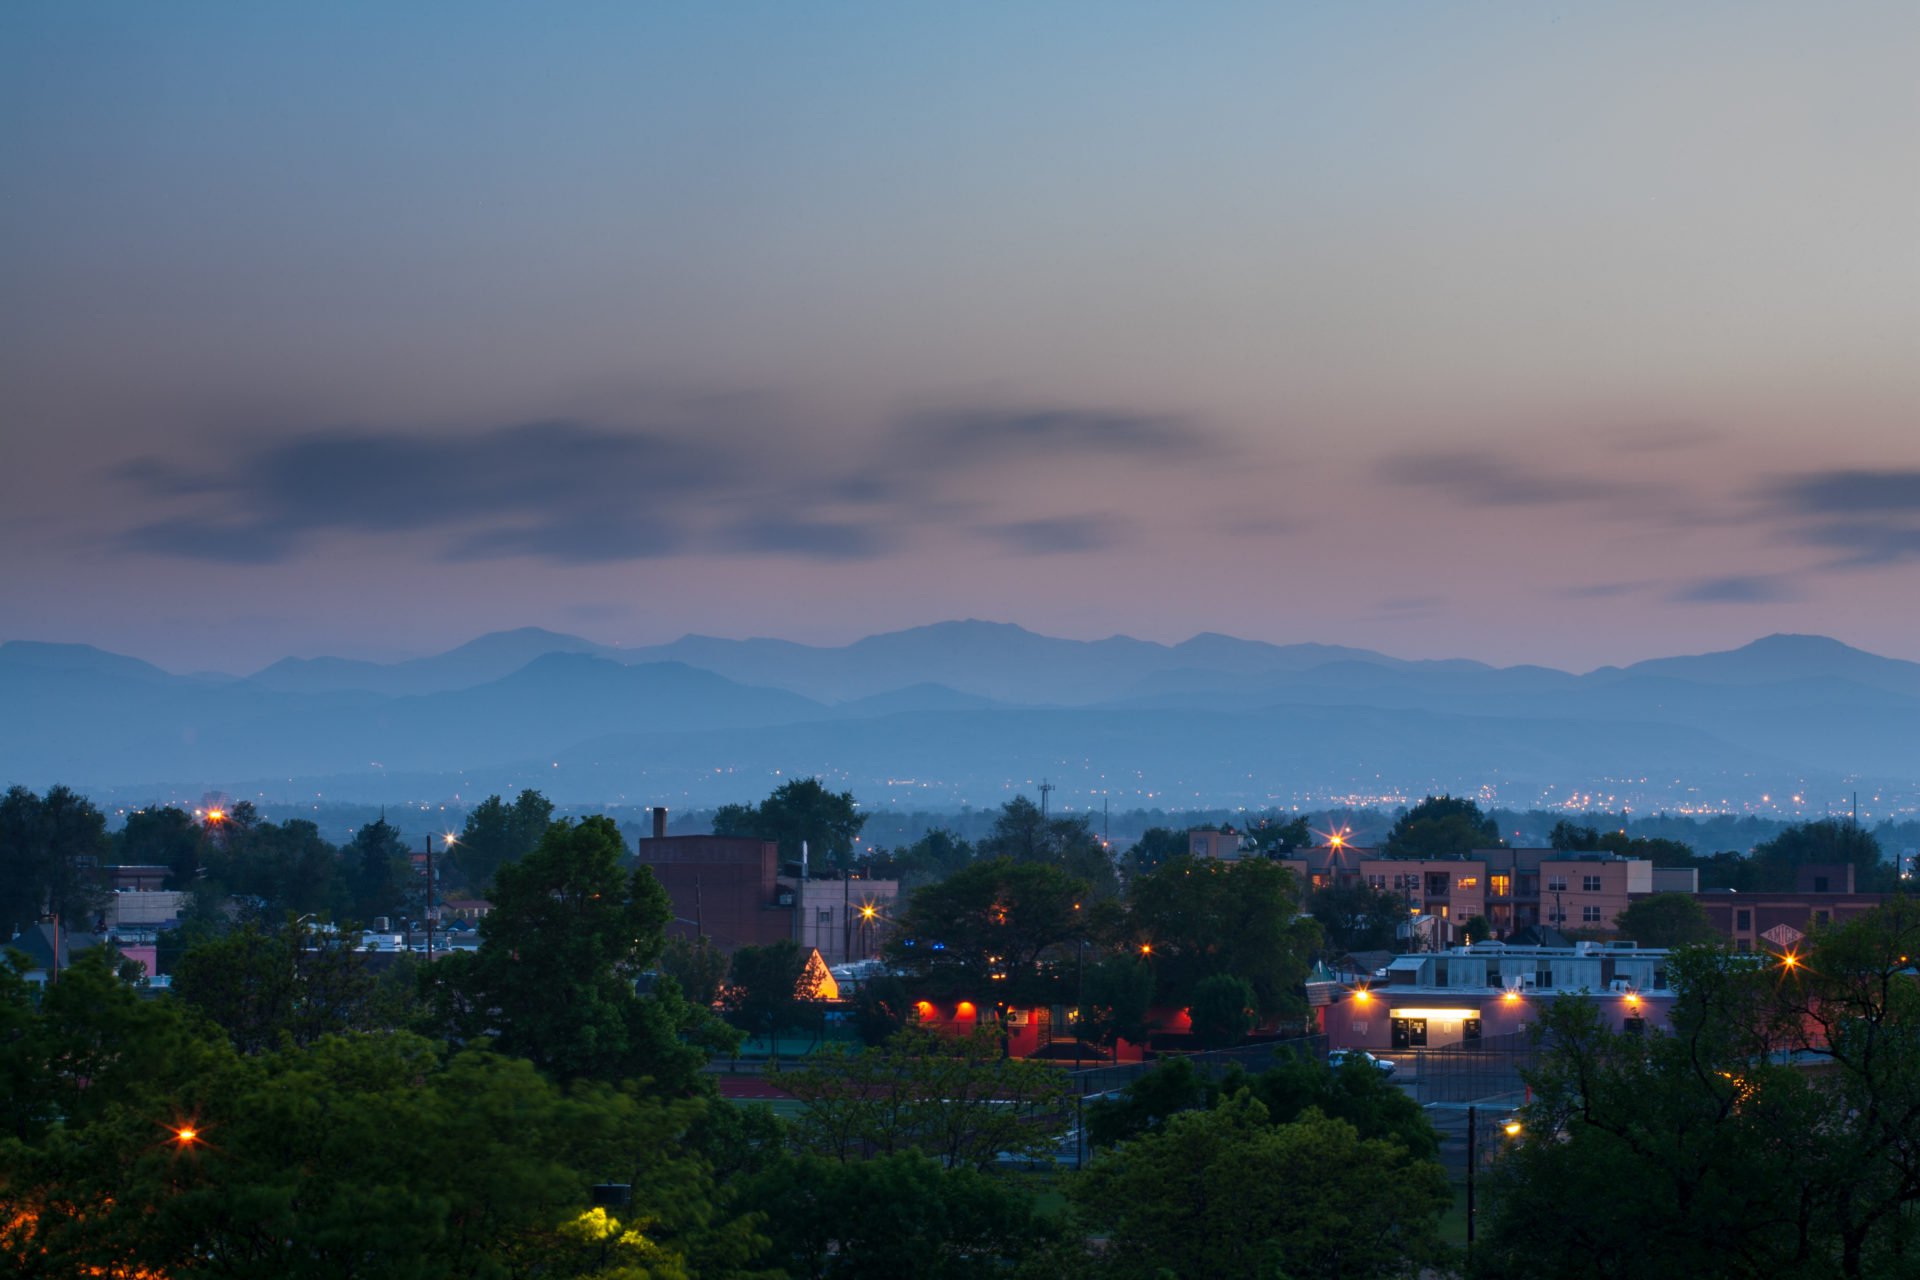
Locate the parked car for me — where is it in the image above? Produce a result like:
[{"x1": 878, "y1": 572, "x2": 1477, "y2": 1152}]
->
[{"x1": 1327, "y1": 1049, "x2": 1396, "y2": 1078}]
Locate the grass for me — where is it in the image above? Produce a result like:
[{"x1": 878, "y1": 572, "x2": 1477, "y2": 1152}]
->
[{"x1": 1437, "y1": 1182, "x2": 1471, "y2": 1247}]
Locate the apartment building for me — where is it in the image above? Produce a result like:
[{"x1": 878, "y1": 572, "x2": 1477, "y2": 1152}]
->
[{"x1": 1283, "y1": 844, "x2": 1653, "y2": 937}]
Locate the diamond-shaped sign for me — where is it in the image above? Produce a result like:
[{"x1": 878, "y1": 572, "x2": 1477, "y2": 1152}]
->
[{"x1": 1760, "y1": 923, "x2": 1804, "y2": 948}]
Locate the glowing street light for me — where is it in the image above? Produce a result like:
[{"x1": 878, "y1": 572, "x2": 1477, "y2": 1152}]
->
[{"x1": 174, "y1": 1127, "x2": 198, "y2": 1145}]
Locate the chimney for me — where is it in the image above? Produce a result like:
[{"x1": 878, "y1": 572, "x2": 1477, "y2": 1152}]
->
[{"x1": 651, "y1": 807, "x2": 667, "y2": 840}]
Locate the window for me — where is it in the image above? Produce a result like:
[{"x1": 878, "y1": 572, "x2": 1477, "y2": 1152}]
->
[
  {"x1": 1736, "y1": 909, "x2": 1751, "y2": 931},
  {"x1": 1546, "y1": 875, "x2": 1567, "y2": 892},
  {"x1": 1582, "y1": 906, "x2": 1603, "y2": 923},
  {"x1": 1427, "y1": 873, "x2": 1449, "y2": 895},
  {"x1": 1537, "y1": 969, "x2": 1553, "y2": 988},
  {"x1": 1813, "y1": 909, "x2": 1830, "y2": 925},
  {"x1": 1813, "y1": 876, "x2": 1830, "y2": 893},
  {"x1": 1582, "y1": 874, "x2": 1603, "y2": 892},
  {"x1": 1547, "y1": 909, "x2": 1567, "y2": 924},
  {"x1": 1623, "y1": 1017, "x2": 1647, "y2": 1036},
  {"x1": 1366, "y1": 874, "x2": 1386, "y2": 889},
  {"x1": 1490, "y1": 874, "x2": 1512, "y2": 897},
  {"x1": 1653, "y1": 969, "x2": 1667, "y2": 988},
  {"x1": 1457, "y1": 877, "x2": 1479, "y2": 889},
  {"x1": 1737, "y1": 939, "x2": 1751, "y2": 953}
]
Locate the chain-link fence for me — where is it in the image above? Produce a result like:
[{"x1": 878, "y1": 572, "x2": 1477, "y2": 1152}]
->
[{"x1": 1393, "y1": 1029, "x2": 1535, "y2": 1104}]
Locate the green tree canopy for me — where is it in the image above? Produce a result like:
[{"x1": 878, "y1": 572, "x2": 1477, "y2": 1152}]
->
[
  {"x1": 1086, "y1": 1052, "x2": 1440, "y2": 1160},
  {"x1": 780, "y1": 1025, "x2": 1072, "y2": 1170},
  {"x1": 116, "y1": 804, "x2": 207, "y2": 890},
  {"x1": 1188, "y1": 973, "x2": 1258, "y2": 1049},
  {"x1": 171, "y1": 918, "x2": 395, "y2": 1055},
  {"x1": 1068, "y1": 1094, "x2": 1450, "y2": 1280},
  {"x1": 1752, "y1": 817, "x2": 1890, "y2": 891},
  {"x1": 1122, "y1": 827, "x2": 1189, "y2": 877},
  {"x1": 724, "y1": 938, "x2": 820, "y2": 1065},
  {"x1": 422, "y1": 815, "x2": 729, "y2": 1092},
  {"x1": 200, "y1": 816, "x2": 347, "y2": 922},
  {"x1": 884, "y1": 857, "x2": 1092, "y2": 1005},
  {"x1": 345, "y1": 815, "x2": 410, "y2": 924},
  {"x1": 1078, "y1": 953, "x2": 1155, "y2": 1053},
  {"x1": 0, "y1": 784, "x2": 108, "y2": 936},
  {"x1": 1478, "y1": 901, "x2": 1920, "y2": 1279},
  {"x1": 1383, "y1": 794, "x2": 1501, "y2": 859},
  {"x1": 1127, "y1": 855, "x2": 1320, "y2": 1021},
  {"x1": 1613, "y1": 891, "x2": 1722, "y2": 948},
  {"x1": 0, "y1": 1029, "x2": 757, "y2": 1279},
  {"x1": 1307, "y1": 880, "x2": 1408, "y2": 953},
  {"x1": 739, "y1": 1149, "x2": 1056, "y2": 1280},
  {"x1": 453, "y1": 788, "x2": 553, "y2": 890},
  {"x1": 714, "y1": 777, "x2": 868, "y2": 873},
  {"x1": 1244, "y1": 813, "x2": 1313, "y2": 856},
  {"x1": 979, "y1": 796, "x2": 1117, "y2": 898},
  {"x1": 659, "y1": 933, "x2": 728, "y2": 1007}
]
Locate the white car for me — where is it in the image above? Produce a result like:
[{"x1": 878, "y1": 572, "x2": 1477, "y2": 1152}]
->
[{"x1": 1327, "y1": 1049, "x2": 1397, "y2": 1078}]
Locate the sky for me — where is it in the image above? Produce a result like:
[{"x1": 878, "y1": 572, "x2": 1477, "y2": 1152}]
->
[{"x1": 3, "y1": 2, "x2": 1916, "y2": 675}]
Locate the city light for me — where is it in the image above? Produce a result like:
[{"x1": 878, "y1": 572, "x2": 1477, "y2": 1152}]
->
[
  {"x1": 1503, "y1": 1120, "x2": 1522, "y2": 1136},
  {"x1": 174, "y1": 1127, "x2": 198, "y2": 1145}
]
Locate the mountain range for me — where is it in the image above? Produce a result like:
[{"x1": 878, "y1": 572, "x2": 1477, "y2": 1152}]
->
[{"x1": 2, "y1": 623, "x2": 1915, "y2": 810}]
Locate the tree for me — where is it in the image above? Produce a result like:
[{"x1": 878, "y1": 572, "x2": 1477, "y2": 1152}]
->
[
  {"x1": 1067, "y1": 1094, "x2": 1450, "y2": 1280},
  {"x1": 0, "y1": 1031, "x2": 758, "y2": 1279},
  {"x1": 1612, "y1": 892, "x2": 1721, "y2": 948},
  {"x1": 1122, "y1": 827, "x2": 1189, "y2": 877},
  {"x1": 979, "y1": 796, "x2": 1117, "y2": 898},
  {"x1": 1244, "y1": 814, "x2": 1313, "y2": 856},
  {"x1": 1127, "y1": 855, "x2": 1320, "y2": 1022},
  {"x1": 345, "y1": 815, "x2": 409, "y2": 924},
  {"x1": 660, "y1": 933, "x2": 729, "y2": 1007},
  {"x1": 200, "y1": 816, "x2": 346, "y2": 921},
  {"x1": 117, "y1": 805, "x2": 206, "y2": 890},
  {"x1": 422, "y1": 815, "x2": 731, "y2": 1091},
  {"x1": 739, "y1": 1149, "x2": 1057, "y2": 1280},
  {"x1": 1459, "y1": 913, "x2": 1492, "y2": 944},
  {"x1": 1753, "y1": 818, "x2": 1890, "y2": 892},
  {"x1": 1188, "y1": 973, "x2": 1257, "y2": 1049},
  {"x1": 171, "y1": 918, "x2": 386, "y2": 1054},
  {"x1": 1307, "y1": 880, "x2": 1407, "y2": 953},
  {"x1": 871, "y1": 828, "x2": 975, "y2": 888},
  {"x1": 1086, "y1": 1052, "x2": 1439, "y2": 1161},
  {"x1": 453, "y1": 789, "x2": 554, "y2": 890},
  {"x1": 884, "y1": 857, "x2": 1091, "y2": 1006},
  {"x1": 725, "y1": 938, "x2": 820, "y2": 1065},
  {"x1": 715, "y1": 778, "x2": 867, "y2": 874},
  {"x1": 780, "y1": 1025, "x2": 1072, "y2": 1170},
  {"x1": 0, "y1": 784, "x2": 108, "y2": 937},
  {"x1": 1383, "y1": 794, "x2": 1501, "y2": 859},
  {"x1": 1477, "y1": 904, "x2": 1920, "y2": 1279},
  {"x1": 1077, "y1": 954, "x2": 1155, "y2": 1055}
]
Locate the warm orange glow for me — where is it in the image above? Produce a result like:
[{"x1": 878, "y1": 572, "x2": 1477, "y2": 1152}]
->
[
  {"x1": 205, "y1": 810, "x2": 225, "y2": 823},
  {"x1": 860, "y1": 904, "x2": 876, "y2": 919},
  {"x1": 1503, "y1": 1121, "x2": 1522, "y2": 1136},
  {"x1": 1352, "y1": 988, "x2": 1371, "y2": 1004},
  {"x1": 955, "y1": 1001, "x2": 976, "y2": 1016},
  {"x1": 1503, "y1": 990, "x2": 1521, "y2": 1003},
  {"x1": 1329, "y1": 833, "x2": 1346, "y2": 848},
  {"x1": 443, "y1": 832, "x2": 458, "y2": 847},
  {"x1": 175, "y1": 1127, "x2": 198, "y2": 1144},
  {"x1": 1781, "y1": 953, "x2": 1799, "y2": 969},
  {"x1": 1140, "y1": 944, "x2": 1152, "y2": 955}
]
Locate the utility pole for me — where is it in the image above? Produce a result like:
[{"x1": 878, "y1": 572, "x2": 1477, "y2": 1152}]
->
[
  {"x1": 1467, "y1": 1105, "x2": 1478, "y2": 1263},
  {"x1": 1039, "y1": 780, "x2": 1054, "y2": 818},
  {"x1": 424, "y1": 836, "x2": 435, "y2": 960}
]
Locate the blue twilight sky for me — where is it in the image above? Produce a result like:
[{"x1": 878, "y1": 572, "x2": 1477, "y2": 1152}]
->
[{"x1": 2, "y1": 2, "x2": 1916, "y2": 673}]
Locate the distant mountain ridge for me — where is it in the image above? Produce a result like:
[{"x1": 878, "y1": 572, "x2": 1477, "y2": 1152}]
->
[{"x1": 2, "y1": 627, "x2": 1915, "y2": 805}]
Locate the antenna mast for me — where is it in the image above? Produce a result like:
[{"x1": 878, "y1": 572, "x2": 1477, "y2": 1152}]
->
[{"x1": 1039, "y1": 780, "x2": 1054, "y2": 819}]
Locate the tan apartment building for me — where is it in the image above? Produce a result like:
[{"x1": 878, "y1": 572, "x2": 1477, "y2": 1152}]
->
[{"x1": 1281, "y1": 843, "x2": 1653, "y2": 938}]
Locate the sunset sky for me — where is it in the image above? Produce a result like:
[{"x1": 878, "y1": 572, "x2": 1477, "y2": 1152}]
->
[{"x1": 4, "y1": 3, "x2": 1916, "y2": 674}]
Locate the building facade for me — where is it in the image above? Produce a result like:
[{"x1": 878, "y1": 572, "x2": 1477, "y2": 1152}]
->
[{"x1": 1322, "y1": 940, "x2": 1677, "y2": 1052}]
